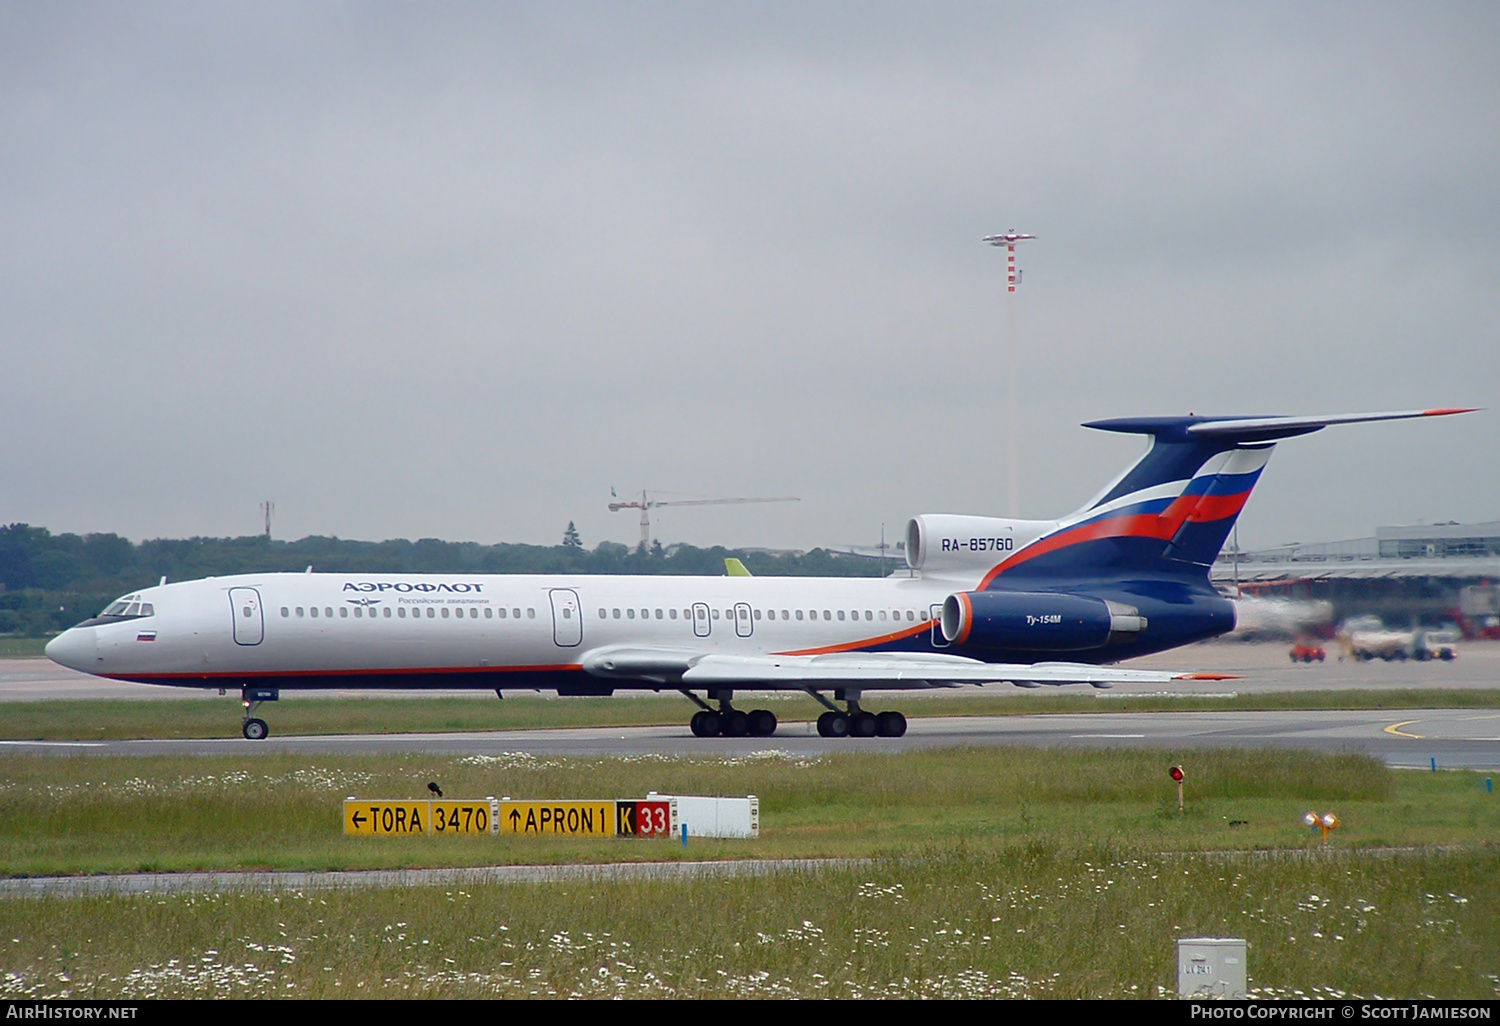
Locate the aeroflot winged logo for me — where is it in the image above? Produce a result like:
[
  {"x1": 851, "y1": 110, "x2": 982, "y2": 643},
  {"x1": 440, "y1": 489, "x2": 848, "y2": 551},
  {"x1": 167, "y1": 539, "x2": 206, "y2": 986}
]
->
[{"x1": 343, "y1": 582, "x2": 486, "y2": 593}]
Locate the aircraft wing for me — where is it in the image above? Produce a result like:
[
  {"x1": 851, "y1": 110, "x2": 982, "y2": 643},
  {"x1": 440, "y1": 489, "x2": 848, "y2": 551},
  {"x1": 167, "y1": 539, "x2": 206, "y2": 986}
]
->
[
  {"x1": 581, "y1": 645, "x2": 1232, "y2": 689},
  {"x1": 679, "y1": 652, "x2": 1231, "y2": 689}
]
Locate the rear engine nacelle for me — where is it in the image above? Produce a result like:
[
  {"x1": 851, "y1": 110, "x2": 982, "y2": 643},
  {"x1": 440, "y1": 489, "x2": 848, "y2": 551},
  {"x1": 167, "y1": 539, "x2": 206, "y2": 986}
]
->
[
  {"x1": 940, "y1": 590, "x2": 1146, "y2": 652},
  {"x1": 906, "y1": 515, "x2": 1057, "y2": 574}
]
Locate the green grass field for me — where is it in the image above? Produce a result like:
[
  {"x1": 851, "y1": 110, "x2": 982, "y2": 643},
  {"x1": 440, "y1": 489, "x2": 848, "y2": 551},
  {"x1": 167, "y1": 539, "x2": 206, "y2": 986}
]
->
[
  {"x1": 5, "y1": 688, "x2": 1500, "y2": 741},
  {"x1": 0, "y1": 747, "x2": 1496, "y2": 999},
  {"x1": 0, "y1": 747, "x2": 1494, "y2": 875}
]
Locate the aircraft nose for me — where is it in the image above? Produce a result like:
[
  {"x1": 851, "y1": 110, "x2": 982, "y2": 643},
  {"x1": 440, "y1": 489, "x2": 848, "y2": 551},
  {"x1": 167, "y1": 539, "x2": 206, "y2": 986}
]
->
[{"x1": 45, "y1": 628, "x2": 95, "y2": 671}]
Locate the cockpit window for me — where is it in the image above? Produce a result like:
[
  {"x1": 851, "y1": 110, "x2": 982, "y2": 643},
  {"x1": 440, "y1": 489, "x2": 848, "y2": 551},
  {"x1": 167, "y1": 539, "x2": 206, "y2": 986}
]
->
[{"x1": 73, "y1": 594, "x2": 156, "y2": 629}]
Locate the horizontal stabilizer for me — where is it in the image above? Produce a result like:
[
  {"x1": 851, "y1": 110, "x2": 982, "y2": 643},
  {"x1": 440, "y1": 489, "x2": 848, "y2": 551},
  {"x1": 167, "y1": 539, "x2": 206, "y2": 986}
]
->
[
  {"x1": 1186, "y1": 408, "x2": 1477, "y2": 440},
  {"x1": 1086, "y1": 408, "x2": 1476, "y2": 445}
]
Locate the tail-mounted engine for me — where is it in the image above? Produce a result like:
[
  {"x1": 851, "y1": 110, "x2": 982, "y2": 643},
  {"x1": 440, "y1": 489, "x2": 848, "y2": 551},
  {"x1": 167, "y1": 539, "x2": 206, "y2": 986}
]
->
[
  {"x1": 940, "y1": 590, "x2": 1146, "y2": 652},
  {"x1": 905, "y1": 515, "x2": 1056, "y2": 574}
]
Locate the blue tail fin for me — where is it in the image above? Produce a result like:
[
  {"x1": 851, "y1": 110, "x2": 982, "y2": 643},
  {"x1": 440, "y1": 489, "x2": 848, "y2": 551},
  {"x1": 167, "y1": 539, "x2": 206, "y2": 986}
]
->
[{"x1": 982, "y1": 409, "x2": 1473, "y2": 585}]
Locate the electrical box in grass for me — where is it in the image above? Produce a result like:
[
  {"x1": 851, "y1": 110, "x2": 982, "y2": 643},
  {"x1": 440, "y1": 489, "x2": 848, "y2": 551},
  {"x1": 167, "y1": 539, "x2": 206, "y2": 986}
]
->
[{"x1": 1177, "y1": 937, "x2": 1246, "y2": 999}]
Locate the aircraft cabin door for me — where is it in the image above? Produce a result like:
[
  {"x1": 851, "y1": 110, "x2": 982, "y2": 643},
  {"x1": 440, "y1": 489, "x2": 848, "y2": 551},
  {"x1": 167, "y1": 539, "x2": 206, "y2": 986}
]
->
[
  {"x1": 734, "y1": 602, "x2": 753, "y2": 638},
  {"x1": 229, "y1": 588, "x2": 264, "y2": 646},
  {"x1": 549, "y1": 589, "x2": 583, "y2": 647},
  {"x1": 692, "y1": 602, "x2": 711, "y2": 638},
  {"x1": 929, "y1": 604, "x2": 949, "y2": 648}
]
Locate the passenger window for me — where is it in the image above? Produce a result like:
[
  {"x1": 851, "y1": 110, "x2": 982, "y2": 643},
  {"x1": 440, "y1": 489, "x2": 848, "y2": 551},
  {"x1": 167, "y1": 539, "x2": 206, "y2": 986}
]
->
[
  {"x1": 441, "y1": 608, "x2": 450, "y2": 618},
  {"x1": 669, "y1": 609, "x2": 678, "y2": 620},
  {"x1": 781, "y1": 610, "x2": 789, "y2": 620},
  {"x1": 598, "y1": 608, "x2": 606, "y2": 619},
  {"x1": 426, "y1": 607, "x2": 435, "y2": 618},
  {"x1": 655, "y1": 609, "x2": 663, "y2": 619},
  {"x1": 527, "y1": 608, "x2": 535, "y2": 618},
  {"x1": 398, "y1": 607, "x2": 406, "y2": 618},
  {"x1": 711, "y1": 609, "x2": 720, "y2": 619},
  {"x1": 470, "y1": 608, "x2": 478, "y2": 618},
  {"x1": 837, "y1": 610, "x2": 845, "y2": 621},
  {"x1": 796, "y1": 610, "x2": 804, "y2": 620},
  {"x1": 384, "y1": 607, "x2": 392, "y2": 618},
  {"x1": 627, "y1": 609, "x2": 635, "y2": 619},
  {"x1": 296, "y1": 607, "x2": 305, "y2": 617},
  {"x1": 612, "y1": 609, "x2": 621, "y2": 619},
  {"x1": 753, "y1": 608, "x2": 762, "y2": 620},
  {"x1": 340, "y1": 607, "x2": 349, "y2": 618},
  {"x1": 641, "y1": 609, "x2": 649, "y2": 619},
  {"x1": 563, "y1": 607, "x2": 572, "y2": 619},
  {"x1": 324, "y1": 608, "x2": 332, "y2": 618},
  {"x1": 354, "y1": 607, "x2": 363, "y2": 618},
  {"x1": 823, "y1": 610, "x2": 831, "y2": 620},
  {"x1": 879, "y1": 610, "x2": 887, "y2": 620},
  {"x1": 920, "y1": 609, "x2": 929, "y2": 621},
  {"x1": 485, "y1": 608, "x2": 493, "y2": 619}
]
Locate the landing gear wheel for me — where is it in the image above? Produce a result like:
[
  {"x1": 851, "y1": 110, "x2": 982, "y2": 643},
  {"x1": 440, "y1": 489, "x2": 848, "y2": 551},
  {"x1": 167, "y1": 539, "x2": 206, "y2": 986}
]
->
[
  {"x1": 242, "y1": 718, "x2": 269, "y2": 741},
  {"x1": 876, "y1": 711, "x2": 907, "y2": 738},
  {"x1": 748, "y1": 709, "x2": 778, "y2": 737},
  {"x1": 849, "y1": 711, "x2": 877, "y2": 738},
  {"x1": 690, "y1": 710, "x2": 719, "y2": 737},
  {"x1": 721, "y1": 710, "x2": 750, "y2": 737},
  {"x1": 816, "y1": 711, "x2": 850, "y2": 738}
]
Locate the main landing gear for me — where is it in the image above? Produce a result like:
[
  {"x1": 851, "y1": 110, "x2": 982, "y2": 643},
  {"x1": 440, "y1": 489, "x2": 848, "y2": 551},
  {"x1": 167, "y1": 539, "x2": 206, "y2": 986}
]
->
[
  {"x1": 811, "y1": 688, "x2": 907, "y2": 739},
  {"x1": 678, "y1": 689, "x2": 907, "y2": 739},
  {"x1": 683, "y1": 691, "x2": 778, "y2": 738},
  {"x1": 240, "y1": 687, "x2": 279, "y2": 740}
]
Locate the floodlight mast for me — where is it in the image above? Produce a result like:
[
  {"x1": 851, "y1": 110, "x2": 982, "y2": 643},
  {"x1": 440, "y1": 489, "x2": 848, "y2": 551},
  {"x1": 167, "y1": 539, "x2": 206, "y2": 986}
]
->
[
  {"x1": 983, "y1": 230, "x2": 1035, "y2": 518},
  {"x1": 607, "y1": 491, "x2": 800, "y2": 551}
]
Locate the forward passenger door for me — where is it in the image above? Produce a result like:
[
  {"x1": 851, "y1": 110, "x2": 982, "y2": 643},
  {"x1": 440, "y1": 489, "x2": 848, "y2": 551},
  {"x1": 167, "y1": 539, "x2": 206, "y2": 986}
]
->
[{"x1": 550, "y1": 589, "x2": 583, "y2": 647}]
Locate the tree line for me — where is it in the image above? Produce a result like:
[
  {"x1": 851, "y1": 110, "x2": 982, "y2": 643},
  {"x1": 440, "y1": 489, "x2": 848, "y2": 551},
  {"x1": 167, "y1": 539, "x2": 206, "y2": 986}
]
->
[{"x1": 0, "y1": 523, "x2": 888, "y2": 636}]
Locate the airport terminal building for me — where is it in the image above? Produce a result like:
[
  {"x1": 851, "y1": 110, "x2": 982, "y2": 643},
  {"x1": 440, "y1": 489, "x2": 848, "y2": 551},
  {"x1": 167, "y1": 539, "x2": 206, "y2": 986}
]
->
[{"x1": 1212, "y1": 520, "x2": 1500, "y2": 636}]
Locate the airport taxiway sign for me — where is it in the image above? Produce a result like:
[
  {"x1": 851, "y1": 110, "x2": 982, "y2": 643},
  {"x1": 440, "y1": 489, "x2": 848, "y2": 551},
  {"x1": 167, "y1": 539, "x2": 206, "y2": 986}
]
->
[
  {"x1": 345, "y1": 800, "x2": 429, "y2": 837},
  {"x1": 500, "y1": 801, "x2": 617, "y2": 837}
]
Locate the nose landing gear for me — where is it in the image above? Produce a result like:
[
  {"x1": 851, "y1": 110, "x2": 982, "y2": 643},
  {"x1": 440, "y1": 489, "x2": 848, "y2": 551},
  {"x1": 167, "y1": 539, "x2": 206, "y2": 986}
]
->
[{"x1": 240, "y1": 687, "x2": 278, "y2": 740}]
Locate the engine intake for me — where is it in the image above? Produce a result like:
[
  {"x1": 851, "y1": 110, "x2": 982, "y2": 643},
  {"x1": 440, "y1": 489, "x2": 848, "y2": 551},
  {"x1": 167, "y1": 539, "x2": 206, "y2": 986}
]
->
[{"x1": 941, "y1": 591, "x2": 1146, "y2": 651}]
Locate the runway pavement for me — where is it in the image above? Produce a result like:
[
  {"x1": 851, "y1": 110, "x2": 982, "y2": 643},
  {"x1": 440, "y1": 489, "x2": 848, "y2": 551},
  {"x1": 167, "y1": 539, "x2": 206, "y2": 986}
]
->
[{"x1": 1, "y1": 707, "x2": 1496, "y2": 769}]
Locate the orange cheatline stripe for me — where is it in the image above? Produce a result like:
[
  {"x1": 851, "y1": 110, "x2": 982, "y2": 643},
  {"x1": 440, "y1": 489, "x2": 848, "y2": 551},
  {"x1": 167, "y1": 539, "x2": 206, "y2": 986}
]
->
[{"x1": 776, "y1": 621, "x2": 933, "y2": 657}]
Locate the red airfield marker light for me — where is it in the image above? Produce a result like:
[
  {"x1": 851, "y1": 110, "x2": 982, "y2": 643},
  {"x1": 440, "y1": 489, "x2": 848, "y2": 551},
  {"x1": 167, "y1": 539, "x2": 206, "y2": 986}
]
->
[{"x1": 1169, "y1": 765, "x2": 1185, "y2": 813}]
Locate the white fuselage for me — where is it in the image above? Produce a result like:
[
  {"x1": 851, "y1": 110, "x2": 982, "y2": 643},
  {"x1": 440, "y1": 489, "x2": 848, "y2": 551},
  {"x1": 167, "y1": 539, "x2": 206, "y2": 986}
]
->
[{"x1": 48, "y1": 570, "x2": 969, "y2": 688}]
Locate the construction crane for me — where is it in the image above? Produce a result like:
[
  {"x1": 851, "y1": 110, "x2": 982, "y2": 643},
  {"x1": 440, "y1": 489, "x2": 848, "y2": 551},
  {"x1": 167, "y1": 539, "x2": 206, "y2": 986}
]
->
[{"x1": 608, "y1": 490, "x2": 799, "y2": 551}]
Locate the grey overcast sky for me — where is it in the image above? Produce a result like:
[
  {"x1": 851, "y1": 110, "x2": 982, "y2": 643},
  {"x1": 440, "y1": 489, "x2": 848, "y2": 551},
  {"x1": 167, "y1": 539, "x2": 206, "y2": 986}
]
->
[{"x1": 2, "y1": 2, "x2": 1496, "y2": 553}]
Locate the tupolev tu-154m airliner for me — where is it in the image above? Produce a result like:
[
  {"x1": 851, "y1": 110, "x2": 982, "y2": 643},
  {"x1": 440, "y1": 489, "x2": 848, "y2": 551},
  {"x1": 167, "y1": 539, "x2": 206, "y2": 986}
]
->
[{"x1": 45, "y1": 409, "x2": 1473, "y2": 741}]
